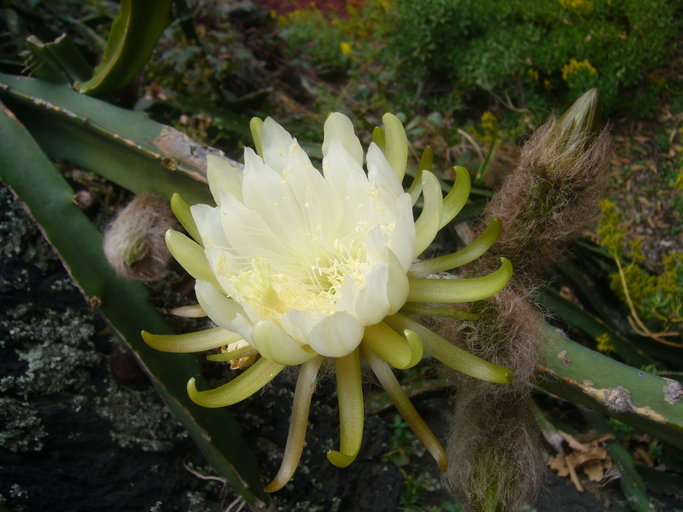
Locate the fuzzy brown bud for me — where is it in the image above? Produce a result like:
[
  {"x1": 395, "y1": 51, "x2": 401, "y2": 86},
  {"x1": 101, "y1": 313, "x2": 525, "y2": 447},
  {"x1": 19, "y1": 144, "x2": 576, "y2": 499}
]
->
[
  {"x1": 476, "y1": 89, "x2": 610, "y2": 283},
  {"x1": 103, "y1": 193, "x2": 178, "y2": 282},
  {"x1": 442, "y1": 91, "x2": 610, "y2": 512}
]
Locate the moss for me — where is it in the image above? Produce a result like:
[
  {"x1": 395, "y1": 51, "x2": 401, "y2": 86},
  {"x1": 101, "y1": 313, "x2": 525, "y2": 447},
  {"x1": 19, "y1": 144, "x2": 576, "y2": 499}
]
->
[
  {"x1": 6, "y1": 307, "x2": 102, "y2": 397},
  {"x1": 0, "y1": 186, "x2": 57, "y2": 272},
  {"x1": 0, "y1": 397, "x2": 46, "y2": 452},
  {"x1": 93, "y1": 381, "x2": 187, "y2": 452}
]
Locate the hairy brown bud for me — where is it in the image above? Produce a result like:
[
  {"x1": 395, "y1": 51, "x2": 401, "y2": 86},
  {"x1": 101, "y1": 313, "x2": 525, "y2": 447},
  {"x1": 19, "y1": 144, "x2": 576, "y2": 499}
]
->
[
  {"x1": 103, "y1": 193, "x2": 178, "y2": 282},
  {"x1": 442, "y1": 91, "x2": 610, "y2": 511},
  {"x1": 478, "y1": 89, "x2": 611, "y2": 284}
]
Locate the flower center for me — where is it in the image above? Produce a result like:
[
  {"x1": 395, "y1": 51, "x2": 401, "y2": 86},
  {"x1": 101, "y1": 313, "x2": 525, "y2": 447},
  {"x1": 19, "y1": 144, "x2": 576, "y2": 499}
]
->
[{"x1": 231, "y1": 234, "x2": 370, "y2": 318}]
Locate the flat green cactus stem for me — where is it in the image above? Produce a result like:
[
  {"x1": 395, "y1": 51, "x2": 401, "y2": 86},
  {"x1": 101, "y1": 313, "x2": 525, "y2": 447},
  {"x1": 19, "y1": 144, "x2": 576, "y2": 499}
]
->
[
  {"x1": 537, "y1": 323, "x2": 683, "y2": 449},
  {"x1": 0, "y1": 73, "x2": 213, "y2": 205},
  {"x1": 0, "y1": 101, "x2": 267, "y2": 506}
]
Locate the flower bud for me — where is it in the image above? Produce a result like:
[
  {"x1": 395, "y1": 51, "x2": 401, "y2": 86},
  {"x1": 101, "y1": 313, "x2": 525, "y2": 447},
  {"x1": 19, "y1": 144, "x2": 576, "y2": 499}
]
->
[
  {"x1": 103, "y1": 193, "x2": 178, "y2": 281},
  {"x1": 476, "y1": 89, "x2": 610, "y2": 282}
]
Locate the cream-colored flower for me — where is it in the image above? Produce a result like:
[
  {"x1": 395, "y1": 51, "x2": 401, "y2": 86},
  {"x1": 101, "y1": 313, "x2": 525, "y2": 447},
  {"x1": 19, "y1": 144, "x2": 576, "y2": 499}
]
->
[{"x1": 144, "y1": 113, "x2": 513, "y2": 492}]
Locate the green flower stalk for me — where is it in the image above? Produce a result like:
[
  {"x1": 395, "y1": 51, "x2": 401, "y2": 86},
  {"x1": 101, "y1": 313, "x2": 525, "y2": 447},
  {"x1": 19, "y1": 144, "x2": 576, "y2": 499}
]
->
[{"x1": 143, "y1": 113, "x2": 513, "y2": 491}]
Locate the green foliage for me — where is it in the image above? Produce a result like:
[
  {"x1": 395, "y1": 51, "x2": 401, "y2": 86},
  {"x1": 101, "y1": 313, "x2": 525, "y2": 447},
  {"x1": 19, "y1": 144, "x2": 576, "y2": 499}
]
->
[
  {"x1": 385, "y1": 0, "x2": 681, "y2": 116},
  {"x1": 597, "y1": 199, "x2": 683, "y2": 337},
  {"x1": 278, "y1": 7, "x2": 352, "y2": 75},
  {"x1": 77, "y1": 0, "x2": 173, "y2": 95}
]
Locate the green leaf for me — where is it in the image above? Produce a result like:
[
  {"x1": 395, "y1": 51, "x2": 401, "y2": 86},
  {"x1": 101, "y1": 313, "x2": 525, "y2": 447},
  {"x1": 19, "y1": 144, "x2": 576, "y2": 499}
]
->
[
  {"x1": 537, "y1": 323, "x2": 683, "y2": 449},
  {"x1": 76, "y1": 0, "x2": 173, "y2": 96},
  {"x1": 0, "y1": 101, "x2": 267, "y2": 505},
  {"x1": 0, "y1": 73, "x2": 213, "y2": 205}
]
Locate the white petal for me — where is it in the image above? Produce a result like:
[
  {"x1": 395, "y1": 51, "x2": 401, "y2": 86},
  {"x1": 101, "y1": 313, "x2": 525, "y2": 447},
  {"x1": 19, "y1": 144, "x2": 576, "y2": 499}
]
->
[
  {"x1": 386, "y1": 249, "x2": 410, "y2": 313},
  {"x1": 323, "y1": 113, "x2": 363, "y2": 165},
  {"x1": 261, "y1": 117, "x2": 313, "y2": 175},
  {"x1": 335, "y1": 262, "x2": 390, "y2": 326},
  {"x1": 219, "y1": 192, "x2": 290, "y2": 267},
  {"x1": 387, "y1": 193, "x2": 416, "y2": 270},
  {"x1": 190, "y1": 203, "x2": 229, "y2": 249},
  {"x1": 280, "y1": 310, "x2": 324, "y2": 343},
  {"x1": 207, "y1": 154, "x2": 243, "y2": 204},
  {"x1": 367, "y1": 143, "x2": 404, "y2": 199},
  {"x1": 251, "y1": 320, "x2": 316, "y2": 365},
  {"x1": 307, "y1": 312, "x2": 364, "y2": 357},
  {"x1": 195, "y1": 280, "x2": 253, "y2": 341}
]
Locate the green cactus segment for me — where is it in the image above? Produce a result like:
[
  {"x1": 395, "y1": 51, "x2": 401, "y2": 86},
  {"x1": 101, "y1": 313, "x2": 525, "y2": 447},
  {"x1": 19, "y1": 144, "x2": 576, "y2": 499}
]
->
[
  {"x1": 538, "y1": 286, "x2": 654, "y2": 368},
  {"x1": 0, "y1": 103, "x2": 267, "y2": 505},
  {"x1": 76, "y1": 0, "x2": 173, "y2": 96},
  {"x1": 0, "y1": 73, "x2": 212, "y2": 205},
  {"x1": 25, "y1": 34, "x2": 91, "y2": 83},
  {"x1": 537, "y1": 323, "x2": 683, "y2": 449}
]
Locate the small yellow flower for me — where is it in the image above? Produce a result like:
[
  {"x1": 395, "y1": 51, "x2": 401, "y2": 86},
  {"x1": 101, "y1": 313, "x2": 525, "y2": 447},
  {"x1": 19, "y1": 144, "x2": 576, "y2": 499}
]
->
[
  {"x1": 595, "y1": 333, "x2": 615, "y2": 353},
  {"x1": 340, "y1": 41, "x2": 353, "y2": 56},
  {"x1": 143, "y1": 113, "x2": 513, "y2": 491},
  {"x1": 562, "y1": 58, "x2": 598, "y2": 81}
]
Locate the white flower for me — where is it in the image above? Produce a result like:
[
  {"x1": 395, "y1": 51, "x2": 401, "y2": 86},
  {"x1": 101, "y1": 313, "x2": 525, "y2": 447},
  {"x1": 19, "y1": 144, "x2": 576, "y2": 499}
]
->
[
  {"x1": 189, "y1": 113, "x2": 415, "y2": 364},
  {"x1": 144, "y1": 112, "x2": 513, "y2": 492}
]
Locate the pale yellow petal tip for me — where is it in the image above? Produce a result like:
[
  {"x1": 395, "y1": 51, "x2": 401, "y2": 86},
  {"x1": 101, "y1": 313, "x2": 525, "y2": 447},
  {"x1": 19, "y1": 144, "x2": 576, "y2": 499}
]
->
[
  {"x1": 186, "y1": 377, "x2": 207, "y2": 406},
  {"x1": 264, "y1": 481, "x2": 284, "y2": 494},
  {"x1": 500, "y1": 257, "x2": 513, "y2": 278},
  {"x1": 326, "y1": 450, "x2": 358, "y2": 468},
  {"x1": 403, "y1": 329, "x2": 424, "y2": 369},
  {"x1": 264, "y1": 473, "x2": 293, "y2": 493},
  {"x1": 501, "y1": 368, "x2": 514, "y2": 384},
  {"x1": 140, "y1": 330, "x2": 153, "y2": 345},
  {"x1": 436, "y1": 452, "x2": 449, "y2": 473}
]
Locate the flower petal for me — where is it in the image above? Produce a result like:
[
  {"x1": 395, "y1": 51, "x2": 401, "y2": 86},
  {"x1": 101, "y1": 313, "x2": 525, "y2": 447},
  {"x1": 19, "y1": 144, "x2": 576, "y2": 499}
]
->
[
  {"x1": 327, "y1": 349, "x2": 363, "y2": 467},
  {"x1": 362, "y1": 344, "x2": 447, "y2": 471},
  {"x1": 413, "y1": 170, "x2": 443, "y2": 257},
  {"x1": 381, "y1": 113, "x2": 408, "y2": 182},
  {"x1": 407, "y1": 257, "x2": 513, "y2": 303},
  {"x1": 194, "y1": 280, "x2": 253, "y2": 341},
  {"x1": 170, "y1": 193, "x2": 201, "y2": 243},
  {"x1": 323, "y1": 112, "x2": 363, "y2": 165},
  {"x1": 142, "y1": 327, "x2": 241, "y2": 353},
  {"x1": 165, "y1": 230, "x2": 221, "y2": 288},
  {"x1": 265, "y1": 357, "x2": 323, "y2": 492},
  {"x1": 251, "y1": 320, "x2": 316, "y2": 365},
  {"x1": 307, "y1": 311, "x2": 364, "y2": 357},
  {"x1": 207, "y1": 154, "x2": 244, "y2": 204},
  {"x1": 261, "y1": 117, "x2": 313, "y2": 175},
  {"x1": 367, "y1": 142, "x2": 404, "y2": 200},
  {"x1": 187, "y1": 357, "x2": 285, "y2": 408}
]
